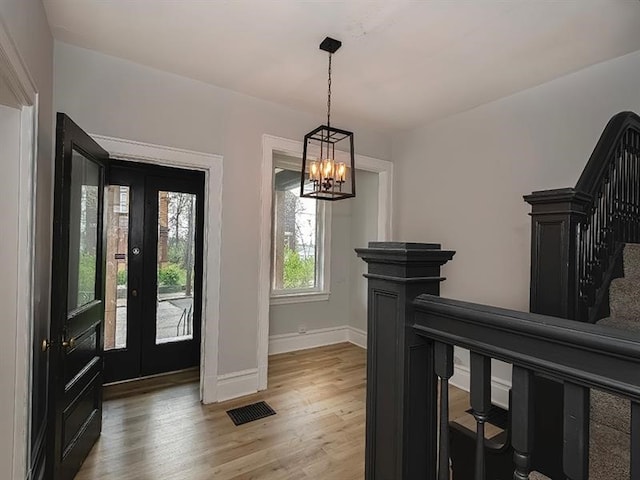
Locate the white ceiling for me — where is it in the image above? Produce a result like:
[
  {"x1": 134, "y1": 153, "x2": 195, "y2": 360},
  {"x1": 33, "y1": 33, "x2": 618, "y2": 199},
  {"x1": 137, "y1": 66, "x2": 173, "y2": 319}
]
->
[{"x1": 43, "y1": 0, "x2": 640, "y2": 131}]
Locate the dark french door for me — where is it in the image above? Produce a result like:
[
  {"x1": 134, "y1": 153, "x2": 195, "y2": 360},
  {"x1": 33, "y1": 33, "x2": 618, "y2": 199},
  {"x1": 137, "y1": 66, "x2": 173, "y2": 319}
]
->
[{"x1": 103, "y1": 161, "x2": 204, "y2": 383}]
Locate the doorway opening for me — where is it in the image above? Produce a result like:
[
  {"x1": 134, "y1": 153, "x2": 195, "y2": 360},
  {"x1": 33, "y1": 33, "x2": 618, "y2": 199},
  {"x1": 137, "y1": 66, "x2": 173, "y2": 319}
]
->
[{"x1": 104, "y1": 160, "x2": 205, "y2": 383}]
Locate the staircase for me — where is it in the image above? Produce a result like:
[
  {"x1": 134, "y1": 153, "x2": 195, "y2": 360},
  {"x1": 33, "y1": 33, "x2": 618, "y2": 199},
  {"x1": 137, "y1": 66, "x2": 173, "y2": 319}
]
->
[{"x1": 530, "y1": 243, "x2": 640, "y2": 480}]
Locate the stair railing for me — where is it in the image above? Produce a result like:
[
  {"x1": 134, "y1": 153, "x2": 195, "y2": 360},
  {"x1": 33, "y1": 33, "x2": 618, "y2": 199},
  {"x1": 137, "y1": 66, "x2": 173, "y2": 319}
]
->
[
  {"x1": 357, "y1": 242, "x2": 640, "y2": 479},
  {"x1": 414, "y1": 294, "x2": 640, "y2": 480},
  {"x1": 526, "y1": 111, "x2": 640, "y2": 323}
]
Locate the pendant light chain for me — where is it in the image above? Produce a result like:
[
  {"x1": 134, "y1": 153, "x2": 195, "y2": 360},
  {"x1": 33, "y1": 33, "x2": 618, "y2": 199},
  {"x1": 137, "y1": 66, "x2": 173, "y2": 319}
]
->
[{"x1": 327, "y1": 53, "x2": 332, "y2": 129}]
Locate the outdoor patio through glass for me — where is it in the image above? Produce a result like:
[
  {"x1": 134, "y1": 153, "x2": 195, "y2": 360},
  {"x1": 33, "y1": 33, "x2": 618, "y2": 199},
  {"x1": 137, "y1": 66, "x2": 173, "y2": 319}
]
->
[{"x1": 104, "y1": 187, "x2": 197, "y2": 350}]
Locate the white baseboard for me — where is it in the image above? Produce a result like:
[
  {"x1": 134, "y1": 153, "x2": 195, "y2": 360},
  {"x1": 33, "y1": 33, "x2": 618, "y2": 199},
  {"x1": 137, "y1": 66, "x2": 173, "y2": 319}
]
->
[
  {"x1": 213, "y1": 326, "x2": 366, "y2": 404},
  {"x1": 216, "y1": 368, "x2": 258, "y2": 402},
  {"x1": 268, "y1": 326, "x2": 348, "y2": 354},
  {"x1": 269, "y1": 325, "x2": 368, "y2": 355},
  {"x1": 450, "y1": 365, "x2": 510, "y2": 409},
  {"x1": 347, "y1": 326, "x2": 367, "y2": 349}
]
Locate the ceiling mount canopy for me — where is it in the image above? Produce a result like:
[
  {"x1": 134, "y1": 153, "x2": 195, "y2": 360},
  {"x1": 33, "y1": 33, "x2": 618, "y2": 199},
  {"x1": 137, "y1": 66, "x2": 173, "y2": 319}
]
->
[{"x1": 300, "y1": 37, "x2": 355, "y2": 201}]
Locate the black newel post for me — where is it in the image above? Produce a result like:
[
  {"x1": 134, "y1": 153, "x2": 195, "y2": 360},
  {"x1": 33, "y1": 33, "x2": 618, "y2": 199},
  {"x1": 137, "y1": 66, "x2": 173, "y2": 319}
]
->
[
  {"x1": 524, "y1": 188, "x2": 591, "y2": 479},
  {"x1": 356, "y1": 242, "x2": 455, "y2": 480},
  {"x1": 524, "y1": 188, "x2": 590, "y2": 320}
]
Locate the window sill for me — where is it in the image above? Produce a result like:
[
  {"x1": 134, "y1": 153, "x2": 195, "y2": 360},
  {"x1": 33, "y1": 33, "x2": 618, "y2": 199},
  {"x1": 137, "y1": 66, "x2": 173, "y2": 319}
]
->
[{"x1": 270, "y1": 292, "x2": 330, "y2": 305}]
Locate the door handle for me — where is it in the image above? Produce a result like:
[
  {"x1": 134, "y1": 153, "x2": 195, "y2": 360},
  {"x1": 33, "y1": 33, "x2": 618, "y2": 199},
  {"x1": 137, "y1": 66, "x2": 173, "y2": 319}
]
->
[
  {"x1": 131, "y1": 288, "x2": 138, "y2": 297},
  {"x1": 42, "y1": 337, "x2": 76, "y2": 351}
]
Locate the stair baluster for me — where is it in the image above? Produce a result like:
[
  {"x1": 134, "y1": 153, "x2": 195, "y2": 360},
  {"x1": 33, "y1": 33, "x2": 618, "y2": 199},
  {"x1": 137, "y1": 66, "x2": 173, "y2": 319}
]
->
[
  {"x1": 563, "y1": 383, "x2": 589, "y2": 480},
  {"x1": 435, "y1": 342, "x2": 454, "y2": 480},
  {"x1": 512, "y1": 366, "x2": 533, "y2": 480},
  {"x1": 470, "y1": 352, "x2": 491, "y2": 480},
  {"x1": 632, "y1": 402, "x2": 640, "y2": 480},
  {"x1": 637, "y1": 130, "x2": 640, "y2": 242}
]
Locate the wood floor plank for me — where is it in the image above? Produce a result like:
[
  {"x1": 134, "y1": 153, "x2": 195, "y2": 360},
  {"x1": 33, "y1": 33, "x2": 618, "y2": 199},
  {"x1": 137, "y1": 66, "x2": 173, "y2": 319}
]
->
[{"x1": 75, "y1": 343, "x2": 481, "y2": 479}]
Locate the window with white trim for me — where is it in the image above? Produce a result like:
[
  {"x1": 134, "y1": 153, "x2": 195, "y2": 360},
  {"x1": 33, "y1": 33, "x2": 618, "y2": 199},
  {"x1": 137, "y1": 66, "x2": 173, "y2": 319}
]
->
[{"x1": 271, "y1": 158, "x2": 330, "y2": 303}]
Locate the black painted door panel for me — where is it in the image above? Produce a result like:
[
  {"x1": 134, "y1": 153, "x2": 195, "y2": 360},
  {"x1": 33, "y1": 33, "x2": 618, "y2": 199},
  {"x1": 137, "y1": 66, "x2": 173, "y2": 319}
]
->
[{"x1": 47, "y1": 113, "x2": 108, "y2": 480}]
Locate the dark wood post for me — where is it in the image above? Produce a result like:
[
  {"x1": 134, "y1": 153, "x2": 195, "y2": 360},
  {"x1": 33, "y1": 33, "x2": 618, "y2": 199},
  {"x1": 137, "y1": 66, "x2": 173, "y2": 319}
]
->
[
  {"x1": 524, "y1": 188, "x2": 591, "y2": 479},
  {"x1": 524, "y1": 188, "x2": 591, "y2": 320},
  {"x1": 356, "y1": 242, "x2": 455, "y2": 480}
]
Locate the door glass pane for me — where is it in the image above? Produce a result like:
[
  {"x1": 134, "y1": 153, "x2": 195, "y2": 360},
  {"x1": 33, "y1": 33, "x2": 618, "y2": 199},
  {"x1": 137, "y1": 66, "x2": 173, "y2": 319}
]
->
[
  {"x1": 104, "y1": 185, "x2": 129, "y2": 350},
  {"x1": 156, "y1": 191, "x2": 196, "y2": 344},
  {"x1": 67, "y1": 150, "x2": 100, "y2": 312}
]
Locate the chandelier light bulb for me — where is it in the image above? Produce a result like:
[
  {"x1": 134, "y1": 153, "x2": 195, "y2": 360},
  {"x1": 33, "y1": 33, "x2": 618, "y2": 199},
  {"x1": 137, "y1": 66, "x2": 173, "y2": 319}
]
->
[
  {"x1": 322, "y1": 158, "x2": 334, "y2": 179},
  {"x1": 309, "y1": 161, "x2": 320, "y2": 181},
  {"x1": 336, "y1": 162, "x2": 346, "y2": 182}
]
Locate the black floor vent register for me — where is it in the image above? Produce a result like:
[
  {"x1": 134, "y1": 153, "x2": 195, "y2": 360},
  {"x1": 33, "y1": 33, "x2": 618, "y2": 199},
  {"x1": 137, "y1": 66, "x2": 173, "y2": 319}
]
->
[{"x1": 226, "y1": 401, "x2": 276, "y2": 426}]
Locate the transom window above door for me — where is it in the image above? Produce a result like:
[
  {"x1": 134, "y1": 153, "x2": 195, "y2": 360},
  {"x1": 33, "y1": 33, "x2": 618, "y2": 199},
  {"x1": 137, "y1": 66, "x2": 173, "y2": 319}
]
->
[{"x1": 271, "y1": 156, "x2": 331, "y2": 304}]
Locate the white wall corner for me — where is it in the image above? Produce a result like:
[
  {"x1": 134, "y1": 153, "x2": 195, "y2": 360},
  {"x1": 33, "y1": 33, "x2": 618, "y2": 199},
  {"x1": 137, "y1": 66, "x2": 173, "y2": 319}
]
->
[
  {"x1": 257, "y1": 364, "x2": 268, "y2": 392},
  {"x1": 347, "y1": 326, "x2": 367, "y2": 349},
  {"x1": 201, "y1": 375, "x2": 218, "y2": 405},
  {"x1": 216, "y1": 369, "x2": 259, "y2": 403},
  {"x1": 450, "y1": 364, "x2": 511, "y2": 409}
]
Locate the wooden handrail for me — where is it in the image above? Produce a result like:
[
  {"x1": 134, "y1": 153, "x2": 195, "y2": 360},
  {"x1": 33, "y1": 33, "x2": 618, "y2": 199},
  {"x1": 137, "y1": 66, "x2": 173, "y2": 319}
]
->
[
  {"x1": 413, "y1": 294, "x2": 640, "y2": 480},
  {"x1": 413, "y1": 294, "x2": 640, "y2": 401},
  {"x1": 576, "y1": 111, "x2": 640, "y2": 195}
]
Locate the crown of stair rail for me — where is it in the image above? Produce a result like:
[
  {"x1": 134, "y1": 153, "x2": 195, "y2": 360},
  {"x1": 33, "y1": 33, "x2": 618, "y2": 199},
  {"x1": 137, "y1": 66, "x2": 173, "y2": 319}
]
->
[{"x1": 412, "y1": 294, "x2": 640, "y2": 402}]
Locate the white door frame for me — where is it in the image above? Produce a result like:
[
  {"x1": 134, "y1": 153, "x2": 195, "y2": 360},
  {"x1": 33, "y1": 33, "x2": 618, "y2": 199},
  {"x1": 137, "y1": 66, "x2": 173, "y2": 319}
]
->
[
  {"x1": 0, "y1": 15, "x2": 39, "y2": 480},
  {"x1": 92, "y1": 135, "x2": 223, "y2": 404},
  {"x1": 258, "y1": 134, "x2": 393, "y2": 390}
]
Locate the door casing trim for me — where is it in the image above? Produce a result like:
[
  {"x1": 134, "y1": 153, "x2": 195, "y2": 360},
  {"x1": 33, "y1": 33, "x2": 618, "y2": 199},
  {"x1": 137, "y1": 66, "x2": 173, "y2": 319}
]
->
[
  {"x1": 91, "y1": 134, "x2": 223, "y2": 404},
  {"x1": 0, "y1": 13, "x2": 39, "y2": 480}
]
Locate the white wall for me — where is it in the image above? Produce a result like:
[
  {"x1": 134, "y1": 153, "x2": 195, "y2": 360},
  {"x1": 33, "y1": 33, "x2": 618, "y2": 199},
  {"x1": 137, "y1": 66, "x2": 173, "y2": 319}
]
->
[
  {"x1": 350, "y1": 170, "x2": 379, "y2": 333},
  {"x1": 0, "y1": 103, "x2": 22, "y2": 480},
  {"x1": 392, "y1": 48, "x2": 640, "y2": 400},
  {"x1": 54, "y1": 42, "x2": 392, "y2": 376},
  {"x1": 393, "y1": 48, "x2": 640, "y2": 312},
  {"x1": 269, "y1": 199, "x2": 353, "y2": 336}
]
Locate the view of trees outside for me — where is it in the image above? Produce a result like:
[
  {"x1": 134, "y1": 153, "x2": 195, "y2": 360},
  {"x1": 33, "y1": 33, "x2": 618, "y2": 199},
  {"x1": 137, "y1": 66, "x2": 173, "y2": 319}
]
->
[
  {"x1": 76, "y1": 184, "x2": 99, "y2": 309},
  {"x1": 273, "y1": 174, "x2": 318, "y2": 292},
  {"x1": 158, "y1": 192, "x2": 196, "y2": 292},
  {"x1": 104, "y1": 187, "x2": 197, "y2": 351},
  {"x1": 156, "y1": 191, "x2": 196, "y2": 343}
]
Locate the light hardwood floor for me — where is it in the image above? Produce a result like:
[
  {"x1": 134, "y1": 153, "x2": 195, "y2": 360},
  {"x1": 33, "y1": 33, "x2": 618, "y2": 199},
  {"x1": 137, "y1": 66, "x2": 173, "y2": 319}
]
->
[{"x1": 75, "y1": 343, "x2": 476, "y2": 480}]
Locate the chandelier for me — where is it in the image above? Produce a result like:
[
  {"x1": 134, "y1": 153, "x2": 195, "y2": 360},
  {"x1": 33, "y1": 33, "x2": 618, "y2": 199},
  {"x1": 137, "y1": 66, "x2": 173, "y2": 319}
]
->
[{"x1": 300, "y1": 37, "x2": 355, "y2": 201}]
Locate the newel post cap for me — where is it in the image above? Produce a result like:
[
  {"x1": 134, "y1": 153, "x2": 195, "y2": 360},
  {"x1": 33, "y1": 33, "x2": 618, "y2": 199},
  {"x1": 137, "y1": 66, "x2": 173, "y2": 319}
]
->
[{"x1": 355, "y1": 242, "x2": 455, "y2": 282}]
